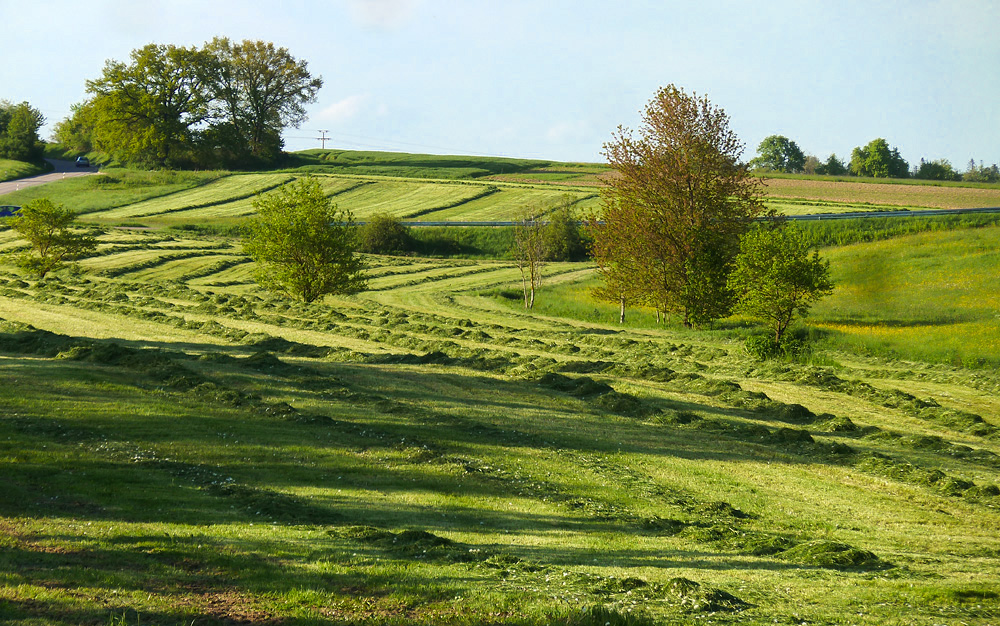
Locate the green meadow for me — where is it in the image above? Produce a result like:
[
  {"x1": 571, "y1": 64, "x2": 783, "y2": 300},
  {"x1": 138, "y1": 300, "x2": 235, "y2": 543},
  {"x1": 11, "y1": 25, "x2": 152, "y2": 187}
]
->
[{"x1": 1, "y1": 152, "x2": 999, "y2": 625}]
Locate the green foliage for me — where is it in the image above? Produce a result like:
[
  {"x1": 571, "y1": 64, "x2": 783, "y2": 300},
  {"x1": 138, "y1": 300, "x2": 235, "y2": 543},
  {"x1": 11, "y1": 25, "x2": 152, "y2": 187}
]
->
[
  {"x1": 542, "y1": 204, "x2": 587, "y2": 261},
  {"x1": 850, "y1": 138, "x2": 909, "y2": 178},
  {"x1": 201, "y1": 38, "x2": 322, "y2": 166},
  {"x1": 52, "y1": 101, "x2": 97, "y2": 154},
  {"x1": 0, "y1": 100, "x2": 45, "y2": 161},
  {"x1": 729, "y1": 223, "x2": 833, "y2": 342},
  {"x1": 744, "y1": 333, "x2": 782, "y2": 361},
  {"x1": 963, "y1": 159, "x2": 1000, "y2": 183},
  {"x1": 9, "y1": 198, "x2": 98, "y2": 278},
  {"x1": 814, "y1": 153, "x2": 848, "y2": 176},
  {"x1": 595, "y1": 84, "x2": 768, "y2": 327},
  {"x1": 357, "y1": 212, "x2": 413, "y2": 254},
  {"x1": 913, "y1": 158, "x2": 961, "y2": 181},
  {"x1": 750, "y1": 135, "x2": 806, "y2": 173},
  {"x1": 85, "y1": 43, "x2": 209, "y2": 168},
  {"x1": 70, "y1": 39, "x2": 320, "y2": 169},
  {"x1": 242, "y1": 177, "x2": 366, "y2": 302}
]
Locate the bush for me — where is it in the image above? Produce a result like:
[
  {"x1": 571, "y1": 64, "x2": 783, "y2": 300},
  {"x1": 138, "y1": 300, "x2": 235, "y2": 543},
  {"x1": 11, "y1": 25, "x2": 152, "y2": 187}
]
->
[
  {"x1": 744, "y1": 334, "x2": 781, "y2": 361},
  {"x1": 744, "y1": 331, "x2": 812, "y2": 362},
  {"x1": 357, "y1": 213, "x2": 413, "y2": 254}
]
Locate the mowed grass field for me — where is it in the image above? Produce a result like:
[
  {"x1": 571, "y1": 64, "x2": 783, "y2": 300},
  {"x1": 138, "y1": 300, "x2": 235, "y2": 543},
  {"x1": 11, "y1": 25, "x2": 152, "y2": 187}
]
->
[
  {"x1": 0, "y1": 200, "x2": 999, "y2": 626},
  {"x1": 4, "y1": 151, "x2": 998, "y2": 230}
]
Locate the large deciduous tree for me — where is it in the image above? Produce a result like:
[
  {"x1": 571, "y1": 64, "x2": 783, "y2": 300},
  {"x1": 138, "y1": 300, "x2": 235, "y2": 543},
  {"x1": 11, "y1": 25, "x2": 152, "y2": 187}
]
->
[
  {"x1": 849, "y1": 138, "x2": 909, "y2": 178},
  {"x1": 63, "y1": 39, "x2": 321, "y2": 169},
  {"x1": 202, "y1": 38, "x2": 323, "y2": 165},
  {"x1": 242, "y1": 177, "x2": 366, "y2": 303},
  {"x1": 728, "y1": 223, "x2": 833, "y2": 344},
  {"x1": 750, "y1": 135, "x2": 806, "y2": 173},
  {"x1": 591, "y1": 85, "x2": 768, "y2": 327},
  {"x1": 85, "y1": 43, "x2": 210, "y2": 168}
]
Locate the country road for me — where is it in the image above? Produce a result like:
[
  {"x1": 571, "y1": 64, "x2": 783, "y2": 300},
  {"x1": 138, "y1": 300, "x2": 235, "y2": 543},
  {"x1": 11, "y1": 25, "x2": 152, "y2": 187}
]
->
[{"x1": 0, "y1": 159, "x2": 98, "y2": 197}]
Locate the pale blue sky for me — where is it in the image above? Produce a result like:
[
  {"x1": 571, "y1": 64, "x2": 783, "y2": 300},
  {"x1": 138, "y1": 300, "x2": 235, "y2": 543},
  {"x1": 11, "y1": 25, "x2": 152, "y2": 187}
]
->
[{"x1": 2, "y1": 0, "x2": 997, "y2": 169}]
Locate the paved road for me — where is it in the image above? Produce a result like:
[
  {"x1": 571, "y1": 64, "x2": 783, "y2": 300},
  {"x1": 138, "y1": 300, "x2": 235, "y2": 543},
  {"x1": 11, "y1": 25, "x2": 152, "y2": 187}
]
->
[{"x1": 0, "y1": 159, "x2": 98, "y2": 198}]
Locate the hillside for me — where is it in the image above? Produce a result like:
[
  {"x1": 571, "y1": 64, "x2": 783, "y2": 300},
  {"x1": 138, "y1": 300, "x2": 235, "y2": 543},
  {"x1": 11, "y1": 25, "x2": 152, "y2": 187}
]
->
[
  {"x1": 3, "y1": 151, "x2": 999, "y2": 230},
  {"x1": 0, "y1": 212, "x2": 999, "y2": 624}
]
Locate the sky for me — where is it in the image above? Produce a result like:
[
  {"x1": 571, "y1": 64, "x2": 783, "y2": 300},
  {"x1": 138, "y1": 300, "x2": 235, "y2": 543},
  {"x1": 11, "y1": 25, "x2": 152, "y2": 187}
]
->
[{"x1": 2, "y1": 0, "x2": 998, "y2": 169}]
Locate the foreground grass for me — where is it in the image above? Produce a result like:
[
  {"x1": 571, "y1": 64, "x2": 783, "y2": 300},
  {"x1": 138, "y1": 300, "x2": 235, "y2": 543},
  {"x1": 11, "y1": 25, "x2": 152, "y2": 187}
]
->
[{"x1": 0, "y1": 231, "x2": 999, "y2": 624}]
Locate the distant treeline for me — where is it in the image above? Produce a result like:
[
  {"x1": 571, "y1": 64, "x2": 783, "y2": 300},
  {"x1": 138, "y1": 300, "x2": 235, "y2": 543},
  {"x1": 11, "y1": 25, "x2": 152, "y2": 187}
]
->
[{"x1": 750, "y1": 135, "x2": 999, "y2": 183}]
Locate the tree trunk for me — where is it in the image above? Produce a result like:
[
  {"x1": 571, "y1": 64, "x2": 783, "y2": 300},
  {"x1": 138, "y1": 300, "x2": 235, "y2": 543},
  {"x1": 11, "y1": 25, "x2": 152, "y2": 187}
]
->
[{"x1": 619, "y1": 296, "x2": 626, "y2": 324}]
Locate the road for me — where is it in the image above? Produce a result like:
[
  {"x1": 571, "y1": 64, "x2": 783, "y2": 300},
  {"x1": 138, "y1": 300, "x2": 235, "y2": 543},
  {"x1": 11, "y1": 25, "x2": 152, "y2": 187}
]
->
[{"x1": 0, "y1": 159, "x2": 98, "y2": 198}]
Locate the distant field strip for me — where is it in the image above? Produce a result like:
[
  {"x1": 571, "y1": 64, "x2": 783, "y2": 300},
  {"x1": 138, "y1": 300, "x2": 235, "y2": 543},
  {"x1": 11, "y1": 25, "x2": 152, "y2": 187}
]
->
[
  {"x1": 330, "y1": 180, "x2": 492, "y2": 219},
  {"x1": 414, "y1": 187, "x2": 600, "y2": 221},
  {"x1": 92, "y1": 174, "x2": 297, "y2": 220},
  {"x1": 764, "y1": 178, "x2": 1000, "y2": 210}
]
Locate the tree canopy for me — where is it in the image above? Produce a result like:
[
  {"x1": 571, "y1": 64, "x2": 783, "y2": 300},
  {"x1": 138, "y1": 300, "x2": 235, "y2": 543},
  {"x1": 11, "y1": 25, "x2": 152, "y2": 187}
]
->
[
  {"x1": 750, "y1": 135, "x2": 805, "y2": 173},
  {"x1": 242, "y1": 177, "x2": 366, "y2": 303},
  {"x1": 10, "y1": 198, "x2": 97, "y2": 278},
  {"x1": 0, "y1": 100, "x2": 45, "y2": 162},
  {"x1": 729, "y1": 223, "x2": 833, "y2": 344},
  {"x1": 849, "y1": 138, "x2": 909, "y2": 178},
  {"x1": 591, "y1": 84, "x2": 768, "y2": 327},
  {"x1": 63, "y1": 39, "x2": 321, "y2": 169},
  {"x1": 201, "y1": 38, "x2": 323, "y2": 165}
]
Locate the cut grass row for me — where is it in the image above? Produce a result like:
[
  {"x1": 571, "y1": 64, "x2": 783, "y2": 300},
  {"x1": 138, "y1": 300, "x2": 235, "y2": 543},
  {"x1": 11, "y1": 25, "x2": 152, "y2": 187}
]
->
[{"x1": 0, "y1": 252, "x2": 998, "y2": 624}]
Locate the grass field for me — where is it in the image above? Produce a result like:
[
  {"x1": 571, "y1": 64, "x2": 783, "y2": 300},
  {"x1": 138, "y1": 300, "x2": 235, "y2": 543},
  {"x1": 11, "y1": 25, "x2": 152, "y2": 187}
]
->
[
  {"x1": 1, "y1": 150, "x2": 999, "y2": 625},
  {"x1": 0, "y1": 215, "x2": 999, "y2": 625},
  {"x1": 0, "y1": 159, "x2": 46, "y2": 183}
]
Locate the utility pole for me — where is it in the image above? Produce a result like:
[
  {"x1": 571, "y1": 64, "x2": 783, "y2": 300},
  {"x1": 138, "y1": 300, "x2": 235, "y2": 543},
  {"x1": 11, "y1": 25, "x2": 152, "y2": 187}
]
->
[{"x1": 317, "y1": 130, "x2": 330, "y2": 149}]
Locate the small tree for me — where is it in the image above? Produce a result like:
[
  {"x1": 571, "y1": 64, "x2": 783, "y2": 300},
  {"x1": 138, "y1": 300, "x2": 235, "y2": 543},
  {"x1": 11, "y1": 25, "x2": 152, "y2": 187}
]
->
[
  {"x1": 358, "y1": 213, "x2": 413, "y2": 254},
  {"x1": 512, "y1": 212, "x2": 548, "y2": 309},
  {"x1": 542, "y1": 204, "x2": 586, "y2": 261},
  {"x1": 728, "y1": 223, "x2": 833, "y2": 344},
  {"x1": 10, "y1": 198, "x2": 97, "y2": 278},
  {"x1": 243, "y1": 177, "x2": 366, "y2": 302}
]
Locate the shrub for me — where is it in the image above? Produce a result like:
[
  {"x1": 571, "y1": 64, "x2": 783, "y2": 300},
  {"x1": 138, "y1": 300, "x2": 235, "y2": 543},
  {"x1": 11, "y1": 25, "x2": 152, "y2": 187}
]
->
[
  {"x1": 357, "y1": 213, "x2": 413, "y2": 254},
  {"x1": 744, "y1": 334, "x2": 781, "y2": 361}
]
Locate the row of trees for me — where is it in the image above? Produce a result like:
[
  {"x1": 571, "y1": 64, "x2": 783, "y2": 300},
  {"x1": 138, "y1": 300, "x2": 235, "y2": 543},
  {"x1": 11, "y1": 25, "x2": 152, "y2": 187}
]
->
[
  {"x1": 0, "y1": 100, "x2": 45, "y2": 162},
  {"x1": 750, "y1": 134, "x2": 999, "y2": 182},
  {"x1": 54, "y1": 38, "x2": 322, "y2": 169}
]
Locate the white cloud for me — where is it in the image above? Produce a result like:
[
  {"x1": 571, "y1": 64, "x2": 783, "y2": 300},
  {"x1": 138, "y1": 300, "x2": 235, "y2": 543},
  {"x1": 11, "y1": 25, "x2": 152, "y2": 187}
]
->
[
  {"x1": 317, "y1": 94, "x2": 371, "y2": 123},
  {"x1": 348, "y1": 0, "x2": 419, "y2": 29}
]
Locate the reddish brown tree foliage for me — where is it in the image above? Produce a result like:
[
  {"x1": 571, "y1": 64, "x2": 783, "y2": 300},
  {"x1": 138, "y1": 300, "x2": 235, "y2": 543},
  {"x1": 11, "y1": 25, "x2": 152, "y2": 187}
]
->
[{"x1": 592, "y1": 85, "x2": 769, "y2": 326}]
